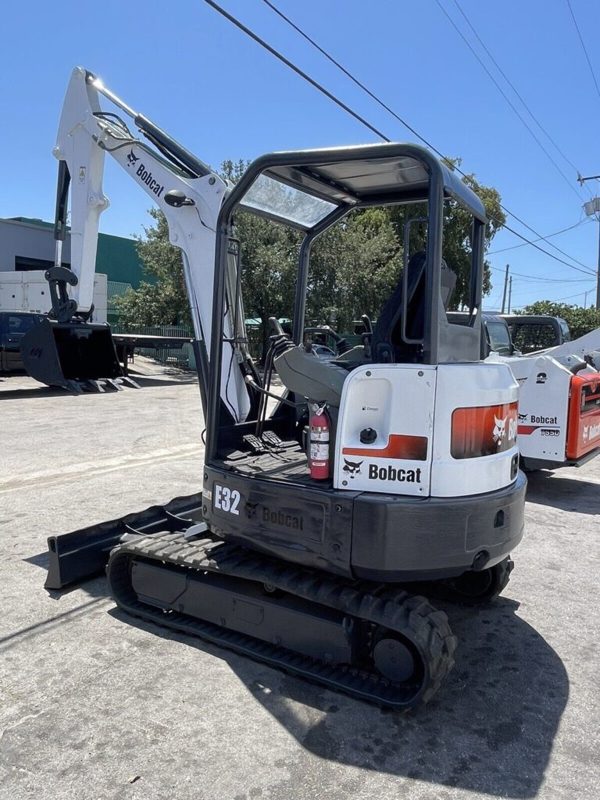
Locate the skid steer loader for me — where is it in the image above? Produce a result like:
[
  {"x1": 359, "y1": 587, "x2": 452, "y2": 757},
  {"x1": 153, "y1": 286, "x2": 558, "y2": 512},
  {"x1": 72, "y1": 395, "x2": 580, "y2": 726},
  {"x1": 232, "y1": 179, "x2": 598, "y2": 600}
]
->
[
  {"x1": 45, "y1": 68, "x2": 526, "y2": 708},
  {"x1": 451, "y1": 312, "x2": 600, "y2": 471}
]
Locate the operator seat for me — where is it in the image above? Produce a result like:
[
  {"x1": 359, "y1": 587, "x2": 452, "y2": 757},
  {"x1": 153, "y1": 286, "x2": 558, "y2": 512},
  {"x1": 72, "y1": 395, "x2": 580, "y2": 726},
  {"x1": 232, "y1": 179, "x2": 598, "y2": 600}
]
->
[
  {"x1": 274, "y1": 344, "x2": 347, "y2": 407},
  {"x1": 371, "y1": 251, "x2": 456, "y2": 362}
]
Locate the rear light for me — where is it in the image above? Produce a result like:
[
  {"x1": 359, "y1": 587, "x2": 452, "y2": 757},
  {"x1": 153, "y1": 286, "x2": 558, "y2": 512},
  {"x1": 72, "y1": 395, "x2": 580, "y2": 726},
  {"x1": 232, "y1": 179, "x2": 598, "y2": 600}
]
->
[{"x1": 451, "y1": 402, "x2": 518, "y2": 459}]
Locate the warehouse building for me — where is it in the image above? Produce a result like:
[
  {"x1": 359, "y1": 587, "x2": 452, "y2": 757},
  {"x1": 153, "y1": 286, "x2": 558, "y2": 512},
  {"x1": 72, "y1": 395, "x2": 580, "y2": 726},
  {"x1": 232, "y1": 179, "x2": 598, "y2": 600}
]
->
[{"x1": 0, "y1": 217, "x2": 146, "y2": 322}]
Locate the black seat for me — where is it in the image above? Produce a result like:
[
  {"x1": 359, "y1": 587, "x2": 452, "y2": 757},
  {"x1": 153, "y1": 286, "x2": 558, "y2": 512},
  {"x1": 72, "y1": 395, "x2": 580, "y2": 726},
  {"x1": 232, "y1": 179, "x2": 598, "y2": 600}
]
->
[{"x1": 371, "y1": 251, "x2": 456, "y2": 363}]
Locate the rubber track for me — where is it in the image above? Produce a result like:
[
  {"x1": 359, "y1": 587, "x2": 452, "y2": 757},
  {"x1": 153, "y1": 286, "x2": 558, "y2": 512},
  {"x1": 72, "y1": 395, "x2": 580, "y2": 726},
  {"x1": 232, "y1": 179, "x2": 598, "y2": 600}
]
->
[{"x1": 107, "y1": 532, "x2": 458, "y2": 709}]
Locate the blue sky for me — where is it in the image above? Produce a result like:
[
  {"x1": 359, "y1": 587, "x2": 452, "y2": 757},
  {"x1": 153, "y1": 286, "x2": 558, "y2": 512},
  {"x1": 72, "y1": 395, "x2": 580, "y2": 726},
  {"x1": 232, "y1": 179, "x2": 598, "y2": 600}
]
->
[{"x1": 1, "y1": 0, "x2": 599, "y2": 309}]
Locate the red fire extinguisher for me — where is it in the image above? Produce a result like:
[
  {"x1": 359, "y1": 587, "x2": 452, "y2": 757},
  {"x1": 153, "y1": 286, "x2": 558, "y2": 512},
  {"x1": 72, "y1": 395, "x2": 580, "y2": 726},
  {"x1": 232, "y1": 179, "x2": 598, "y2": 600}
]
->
[{"x1": 309, "y1": 404, "x2": 330, "y2": 480}]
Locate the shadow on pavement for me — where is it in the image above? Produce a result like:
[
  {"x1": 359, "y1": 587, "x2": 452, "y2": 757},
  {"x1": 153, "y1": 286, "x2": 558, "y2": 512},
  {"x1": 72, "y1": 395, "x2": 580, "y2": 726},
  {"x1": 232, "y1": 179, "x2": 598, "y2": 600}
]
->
[
  {"x1": 108, "y1": 593, "x2": 568, "y2": 799},
  {"x1": 0, "y1": 385, "x2": 69, "y2": 400},
  {"x1": 0, "y1": 373, "x2": 196, "y2": 399},
  {"x1": 0, "y1": 594, "x2": 110, "y2": 651},
  {"x1": 24, "y1": 551, "x2": 51, "y2": 569},
  {"x1": 525, "y1": 469, "x2": 600, "y2": 515},
  {"x1": 131, "y1": 374, "x2": 198, "y2": 388}
]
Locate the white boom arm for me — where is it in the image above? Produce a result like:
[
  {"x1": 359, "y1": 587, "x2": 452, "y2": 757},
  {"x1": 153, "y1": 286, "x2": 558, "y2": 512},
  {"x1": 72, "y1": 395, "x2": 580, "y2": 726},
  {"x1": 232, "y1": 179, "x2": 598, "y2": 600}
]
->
[
  {"x1": 54, "y1": 67, "x2": 250, "y2": 421},
  {"x1": 528, "y1": 327, "x2": 600, "y2": 368}
]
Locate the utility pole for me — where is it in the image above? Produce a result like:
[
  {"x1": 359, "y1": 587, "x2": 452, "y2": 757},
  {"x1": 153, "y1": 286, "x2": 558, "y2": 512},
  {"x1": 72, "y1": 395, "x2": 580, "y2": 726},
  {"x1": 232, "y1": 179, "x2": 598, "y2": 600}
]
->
[
  {"x1": 577, "y1": 173, "x2": 600, "y2": 309},
  {"x1": 507, "y1": 275, "x2": 513, "y2": 313},
  {"x1": 501, "y1": 264, "x2": 510, "y2": 313}
]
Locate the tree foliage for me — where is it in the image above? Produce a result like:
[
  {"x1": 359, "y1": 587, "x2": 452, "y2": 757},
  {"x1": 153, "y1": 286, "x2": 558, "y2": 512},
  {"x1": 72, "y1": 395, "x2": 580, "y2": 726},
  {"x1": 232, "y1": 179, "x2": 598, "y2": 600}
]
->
[
  {"x1": 308, "y1": 209, "x2": 402, "y2": 331},
  {"x1": 442, "y1": 159, "x2": 505, "y2": 304},
  {"x1": 114, "y1": 208, "x2": 191, "y2": 328},
  {"x1": 519, "y1": 300, "x2": 600, "y2": 340}
]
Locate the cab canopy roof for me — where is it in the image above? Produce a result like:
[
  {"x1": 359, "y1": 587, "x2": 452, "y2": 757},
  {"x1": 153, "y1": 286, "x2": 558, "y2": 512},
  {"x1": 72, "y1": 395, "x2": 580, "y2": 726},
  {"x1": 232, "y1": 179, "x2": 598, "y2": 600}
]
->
[{"x1": 231, "y1": 142, "x2": 486, "y2": 230}]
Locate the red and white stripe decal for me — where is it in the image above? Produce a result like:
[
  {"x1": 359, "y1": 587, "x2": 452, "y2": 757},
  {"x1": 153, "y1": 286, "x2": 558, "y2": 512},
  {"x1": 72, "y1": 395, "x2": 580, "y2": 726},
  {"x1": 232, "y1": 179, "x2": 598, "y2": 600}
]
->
[
  {"x1": 517, "y1": 425, "x2": 539, "y2": 436},
  {"x1": 343, "y1": 433, "x2": 428, "y2": 461}
]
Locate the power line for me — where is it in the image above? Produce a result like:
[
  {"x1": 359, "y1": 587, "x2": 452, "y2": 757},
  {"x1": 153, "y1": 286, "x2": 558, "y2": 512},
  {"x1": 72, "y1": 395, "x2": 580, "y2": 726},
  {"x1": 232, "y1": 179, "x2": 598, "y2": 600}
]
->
[
  {"x1": 202, "y1": 0, "x2": 388, "y2": 141},
  {"x1": 566, "y1": 0, "x2": 600, "y2": 105},
  {"x1": 435, "y1": 0, "x2": 585, "y2": 204},
  {"x1": 260, "y1": 0, "x2": 596, "y2": 276},
  {"x1": 489, "y1": 266, "x2": 589, "y2": 283},
  {"x1": 498, "y1": 208, "x2": 594, "y2": 273},
  {"x1": 509, "y1": 286, "x2": 593, "y2": 303},
  {"x1": 203, "y1": 0, "x2": 595, "y2": 277},
  {"x1": 450, "y1": 0, "x2": 592, "y2": 197},
  {"x1": 488, "y1": 218, "x2": 589, "y2": 254},
  {"x1": 557, "y1": 287, "x2": 595, "y2": 302},
  {"x1": 260, "y1": 0, "x2": 440, "y2": 152}
]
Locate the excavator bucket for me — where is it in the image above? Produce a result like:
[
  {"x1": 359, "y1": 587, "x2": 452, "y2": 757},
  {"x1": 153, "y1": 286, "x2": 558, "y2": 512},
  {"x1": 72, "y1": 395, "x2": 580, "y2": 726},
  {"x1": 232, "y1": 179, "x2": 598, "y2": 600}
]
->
[{"x1": 21, "y1": 317, "x2": 123, "y2": 391}]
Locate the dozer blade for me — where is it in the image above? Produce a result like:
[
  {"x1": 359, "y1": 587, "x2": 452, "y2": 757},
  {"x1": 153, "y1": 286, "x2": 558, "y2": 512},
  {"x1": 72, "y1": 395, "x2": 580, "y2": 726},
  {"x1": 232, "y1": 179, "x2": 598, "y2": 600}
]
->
[
  {"x1": 21, "y1": 317, "x2": 124, "y2": 391},
  {"x1": 45, "y1": 493, "x2": 204, "y2": 590}
]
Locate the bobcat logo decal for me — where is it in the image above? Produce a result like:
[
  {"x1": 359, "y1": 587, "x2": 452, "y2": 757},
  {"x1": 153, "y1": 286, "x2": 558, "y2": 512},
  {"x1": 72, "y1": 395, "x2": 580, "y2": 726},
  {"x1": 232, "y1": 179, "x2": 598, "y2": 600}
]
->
[
  {"x1": 127, "y1": 149, "x2": 140, "y2": 167},
  {"x1": 343, "y1": 458, "x2": 363, "y2": 478},
  {"x1": 492, "y1": 416, "x2": 507, "y2": 446}
]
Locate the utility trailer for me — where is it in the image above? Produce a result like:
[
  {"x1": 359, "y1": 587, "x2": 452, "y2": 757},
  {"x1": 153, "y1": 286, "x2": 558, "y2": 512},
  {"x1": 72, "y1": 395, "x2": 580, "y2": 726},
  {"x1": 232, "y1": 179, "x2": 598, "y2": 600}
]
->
[
  {"x1": 502, "y1": 314, "x2": 571, "y2": 354},
  {"x1": 111, "y1": 332, "x2": 194, "y2": 374}
]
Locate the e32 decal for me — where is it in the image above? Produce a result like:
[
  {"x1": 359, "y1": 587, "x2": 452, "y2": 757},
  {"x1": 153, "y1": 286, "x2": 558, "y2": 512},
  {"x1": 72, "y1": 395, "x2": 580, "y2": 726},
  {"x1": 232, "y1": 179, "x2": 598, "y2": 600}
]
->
[{"x1": 214, "y1": 484, "x2": 241, "y2": 515}]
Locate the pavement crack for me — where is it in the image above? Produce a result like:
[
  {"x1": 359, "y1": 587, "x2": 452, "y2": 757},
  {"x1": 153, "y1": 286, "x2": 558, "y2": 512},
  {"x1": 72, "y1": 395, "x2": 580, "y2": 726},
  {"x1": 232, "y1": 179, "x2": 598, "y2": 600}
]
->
[{"x1": 0, "y1": 709, "x2": 51, "y2": 744}]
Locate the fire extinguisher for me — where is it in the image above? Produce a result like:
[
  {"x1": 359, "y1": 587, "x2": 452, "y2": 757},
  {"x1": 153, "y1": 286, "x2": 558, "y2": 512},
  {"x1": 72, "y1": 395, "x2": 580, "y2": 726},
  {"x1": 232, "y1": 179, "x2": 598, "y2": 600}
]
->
[{"x1": 309, "y1": 403, "x2": 330, "y2": 480}]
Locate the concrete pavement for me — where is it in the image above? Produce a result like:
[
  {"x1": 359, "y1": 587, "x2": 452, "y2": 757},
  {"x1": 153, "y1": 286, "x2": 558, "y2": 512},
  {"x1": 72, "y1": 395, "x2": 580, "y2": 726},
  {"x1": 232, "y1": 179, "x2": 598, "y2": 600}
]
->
[{"x1": 0, "y1": 367, "x2": 598, "y2": 799}]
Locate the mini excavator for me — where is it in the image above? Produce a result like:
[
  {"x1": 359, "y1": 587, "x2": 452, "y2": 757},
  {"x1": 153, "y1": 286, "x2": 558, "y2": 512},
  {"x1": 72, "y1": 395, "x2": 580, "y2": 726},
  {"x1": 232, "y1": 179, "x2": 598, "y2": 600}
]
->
[{"x1": 44, "y1": 68, "x2": 527, "y2": 708}]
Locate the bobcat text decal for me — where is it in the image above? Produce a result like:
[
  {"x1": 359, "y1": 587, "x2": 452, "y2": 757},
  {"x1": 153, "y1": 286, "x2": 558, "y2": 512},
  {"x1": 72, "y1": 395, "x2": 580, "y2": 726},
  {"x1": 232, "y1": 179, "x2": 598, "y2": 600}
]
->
[
  {"x1": 583, "y1": 422, "x2": 600, "y2": 442},
  {"x1": 368, "y1": 465, "x2": 422, "y2": 483},
  {"x1": 126, "y1": 148, "x2": 164, "y2": 197}
]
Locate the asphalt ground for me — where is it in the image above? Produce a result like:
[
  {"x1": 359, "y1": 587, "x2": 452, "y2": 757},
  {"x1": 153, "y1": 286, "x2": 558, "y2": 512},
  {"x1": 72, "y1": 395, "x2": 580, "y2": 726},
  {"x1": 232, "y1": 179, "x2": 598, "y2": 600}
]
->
[{"x1": 0, "y1": 364, "x2": 598, "y2": 800}]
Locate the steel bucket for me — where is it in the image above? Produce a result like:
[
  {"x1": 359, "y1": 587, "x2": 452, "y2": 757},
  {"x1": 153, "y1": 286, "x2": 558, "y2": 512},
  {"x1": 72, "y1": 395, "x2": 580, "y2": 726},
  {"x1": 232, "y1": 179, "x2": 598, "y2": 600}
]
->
[{"x1": 21, "y1": 318, "x2": 123, "y2": 390}]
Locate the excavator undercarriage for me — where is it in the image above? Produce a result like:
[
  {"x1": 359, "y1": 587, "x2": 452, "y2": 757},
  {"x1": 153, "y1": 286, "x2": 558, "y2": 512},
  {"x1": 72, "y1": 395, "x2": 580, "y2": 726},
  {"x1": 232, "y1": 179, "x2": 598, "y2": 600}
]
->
[
  {"x1": 109, "y1": 530, "x2": 457, "y2": 709},
  {"x1": 48, "y1": 496, "x2": 464, "y2": 709},
  {"x1": 46, "y1": 469, "x2": 523, "y2": 708}
]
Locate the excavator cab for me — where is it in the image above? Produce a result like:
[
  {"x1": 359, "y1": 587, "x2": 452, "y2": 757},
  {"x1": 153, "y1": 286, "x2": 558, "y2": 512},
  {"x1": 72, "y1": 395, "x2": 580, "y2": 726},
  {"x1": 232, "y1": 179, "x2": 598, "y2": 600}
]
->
[{"x1": 200, "y1": 146, "x2": 524, "y2": 581}]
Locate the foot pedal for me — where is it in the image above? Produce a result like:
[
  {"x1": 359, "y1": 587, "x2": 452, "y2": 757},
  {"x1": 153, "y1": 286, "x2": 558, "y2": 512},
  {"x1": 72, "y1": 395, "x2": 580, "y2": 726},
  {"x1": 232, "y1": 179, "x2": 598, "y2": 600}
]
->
[
  {"x1": 242, "y1": 434, "x2": 266, "y2": 453},
  {"x1": 261, "y1": 431, "x2": 284, "y2": 448},
  {"x1": 261, "y1": 431, "x2": 299, "y2": 450}
]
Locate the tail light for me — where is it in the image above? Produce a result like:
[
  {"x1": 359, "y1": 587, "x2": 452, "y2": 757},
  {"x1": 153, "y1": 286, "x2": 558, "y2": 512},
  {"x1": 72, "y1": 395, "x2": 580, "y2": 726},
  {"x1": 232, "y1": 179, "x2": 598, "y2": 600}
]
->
[{"x1": 451, "y1": 402, "x2": 518, "y2": 459}]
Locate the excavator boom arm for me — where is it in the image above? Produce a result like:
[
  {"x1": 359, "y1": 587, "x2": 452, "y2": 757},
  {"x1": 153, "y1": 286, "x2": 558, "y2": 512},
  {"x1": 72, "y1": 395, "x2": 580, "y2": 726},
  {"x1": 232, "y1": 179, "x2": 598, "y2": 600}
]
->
[{"x1": 52, "y1": 67, "x2": 251, "y2": 419}]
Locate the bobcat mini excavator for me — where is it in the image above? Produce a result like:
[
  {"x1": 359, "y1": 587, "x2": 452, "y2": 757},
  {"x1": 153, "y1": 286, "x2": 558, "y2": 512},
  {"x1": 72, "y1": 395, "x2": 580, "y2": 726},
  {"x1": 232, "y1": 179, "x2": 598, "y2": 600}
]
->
[{"x1": 44, "y1": 68, "x2": 526, "y2": 708}]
